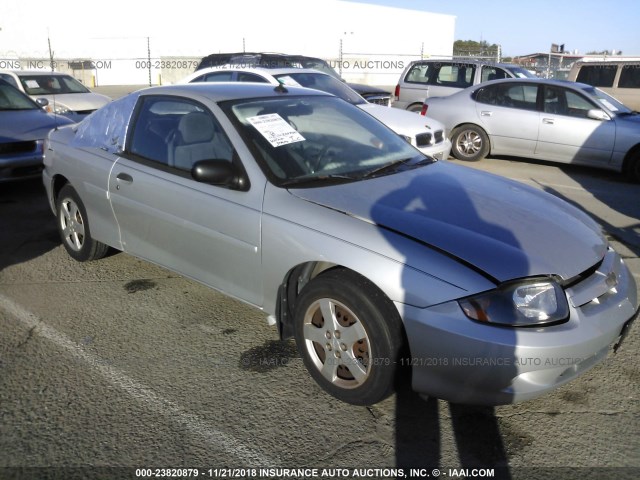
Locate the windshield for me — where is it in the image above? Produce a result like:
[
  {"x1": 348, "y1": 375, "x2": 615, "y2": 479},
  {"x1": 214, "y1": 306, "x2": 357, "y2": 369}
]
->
[
  {"x1": 507, "y1": 67, "x2": 536, "y2": 79},
  {"x1": 274, "y1": 73, "x2": 365, "y2": 105},
  {"x1": 19, "y1": 74, "x2": 91, "y2": 95},
  {"x1": 583, "y1": 86, "x2": 633, "y2": 114},
  {"x1": 0, "y1": 83, "x2": 38, "y2": 111},
  {"x1": 222, "y1": 96, "x2": 425, "y2": 187}
]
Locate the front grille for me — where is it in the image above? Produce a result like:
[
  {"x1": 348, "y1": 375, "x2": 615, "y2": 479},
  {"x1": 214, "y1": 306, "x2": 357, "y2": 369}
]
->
[
  {"x1": 415, "y1": 132, "x2": 433, "y2": 147},
  {"x1": 566, "y1": 248, "x2": 622, "y2": 308},
  {"x1": 0, "y1": 141, "x2": 37, "y2": 155},
  {"x1": 76, "y1": 109, "x2": 97, "y2": 115},
  {"x1": 363, "y1": 94, "x2": 391, "y2": 106},
  {"x1": 434, "y1": 130, "x2": 444, "y2": 144},
  {"x1": 0, "y1": 164, "x2": 43, "y2": 180}
]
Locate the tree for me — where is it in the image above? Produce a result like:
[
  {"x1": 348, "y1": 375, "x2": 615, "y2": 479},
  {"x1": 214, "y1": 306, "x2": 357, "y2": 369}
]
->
[
  {"x1": 454, "y1": 40, "x2": 500, "y2": 56},
  {"x1": 586, "y1": 50, "x2": 622, "y2": 55}
]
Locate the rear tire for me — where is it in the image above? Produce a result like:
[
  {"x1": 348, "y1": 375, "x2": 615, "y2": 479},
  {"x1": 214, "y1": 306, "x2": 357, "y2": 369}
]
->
[
  {"x1": 451, "y1": 124, "x2": 490, "y2": 161},
  {"x1": 56, "y1": 184, "x2": 109, "y2": 262},
  {"x1": 293, "y1": 268, "x2": 406, "y2": 405}
]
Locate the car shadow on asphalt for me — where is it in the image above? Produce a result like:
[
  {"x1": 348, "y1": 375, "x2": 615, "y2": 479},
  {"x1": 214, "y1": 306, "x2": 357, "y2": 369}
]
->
[
  {"x1": 0, "y1": 179, "x2": 60, "y2": 273},
  {"x1": 394, "y1": 388, "x2": 512, "y2": 479},
  {"x1": 368, "y1": 170, "x2": 520, "y2": 478}
]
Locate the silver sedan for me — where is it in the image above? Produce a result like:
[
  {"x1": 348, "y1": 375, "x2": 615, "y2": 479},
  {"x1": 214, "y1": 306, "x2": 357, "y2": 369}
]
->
[
  {"x1": 420, "y1": 78, "x2": 640, "y2": 182},
  {"x1": 43, "y1": 83, "x2": 638, "y2": 405}
]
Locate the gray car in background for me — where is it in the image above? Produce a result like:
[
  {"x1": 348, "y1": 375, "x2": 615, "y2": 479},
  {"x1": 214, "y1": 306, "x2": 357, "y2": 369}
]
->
[
  {"x1": 392, "y1": 59, "x2": 535, "y2": 112},
  {"x1": 421, "y1": 78, "x2": 640, "y2": 182},
  {"x1": 43, "y1": 83, "x2": 638, "y2": 406}
]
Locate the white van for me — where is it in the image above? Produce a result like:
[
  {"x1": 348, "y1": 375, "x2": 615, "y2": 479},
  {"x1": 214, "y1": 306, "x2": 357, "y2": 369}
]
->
[
  {"x1": 568, "y1": 59, "x2": 640, "y2": 111},
  {"x1": 392, "y1": 59, "x2": 535, "y2": 112}
]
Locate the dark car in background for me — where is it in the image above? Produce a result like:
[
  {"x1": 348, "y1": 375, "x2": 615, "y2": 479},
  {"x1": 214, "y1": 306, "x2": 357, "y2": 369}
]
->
[
  {"x1": 0, "y1": 79, "x2": 73, "y2": 182},
  {"x1": 196, "y1": 52, "x2": 391, "y2": 106}
]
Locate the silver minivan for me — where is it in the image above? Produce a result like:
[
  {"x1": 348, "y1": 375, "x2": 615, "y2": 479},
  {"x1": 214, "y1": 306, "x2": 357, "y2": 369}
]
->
[
  {"x1": 392, "y1": 59, "x2": 535, "y2": 112},
  {"x1": 568, "y1": 59, "x2": 640, "y2": 111}
]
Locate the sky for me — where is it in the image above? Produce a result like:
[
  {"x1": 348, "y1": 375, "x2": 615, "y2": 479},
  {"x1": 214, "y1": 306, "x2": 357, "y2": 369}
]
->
[
  {"x1": 1, "y1": 0, "x2": 639, "y2": 60},
  {"x1": 350, "y1": 0, "x2": 640, "y2": 57}
]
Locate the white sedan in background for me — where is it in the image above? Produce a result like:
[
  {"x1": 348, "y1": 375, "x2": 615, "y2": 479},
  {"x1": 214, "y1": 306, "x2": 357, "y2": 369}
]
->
[{"x1": 180, "y1": 67, "x2": 451, "y2": 160}]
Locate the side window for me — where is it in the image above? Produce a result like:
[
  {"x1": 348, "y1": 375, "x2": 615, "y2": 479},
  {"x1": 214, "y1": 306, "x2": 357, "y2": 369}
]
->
[
  {"x1": 203, "y1": 71, "x2": 234, "y2": 82},
  {"x1": 565, "y1": 90, "x2": 596, "y2": 118},
  {"x1": 619, "y1": 65, "x2": 640, "y2": 88},
  {"x1": 237, "y1": 72, "x2": 269, "y2": 83},
  {"x1": 476, "y1": 84, "x2": 538, "y2": 110},
  {"x1": 481, "y1": 67, "x2": 509, "y2": 82},
  {"x1": 543, "y1": 86, "x2": 595, "y2": 118},
  {"x1": 0, "y1": 74, "x2": 19, "y2": 89},
  {"x1": 405, "y1": 63, "x2": 432, "y2": 84},
  {"x1": 576, "y1": 65, "x2": 616, "y2": 87},
  {"x1": 129, "y1": 97, "x2": 234, "y2": 173},
  {"x1": 435, "y1": 64, "x2": 475, "y2": 88}
]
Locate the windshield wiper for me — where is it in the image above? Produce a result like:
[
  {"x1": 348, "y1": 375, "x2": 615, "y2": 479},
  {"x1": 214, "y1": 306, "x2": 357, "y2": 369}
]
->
[
  {"x1": 361, "y1": 155, "x2": 433, "y2": 179},
  {"x1": 280, "y1": 173, "x2": 359, "y2": 188}
]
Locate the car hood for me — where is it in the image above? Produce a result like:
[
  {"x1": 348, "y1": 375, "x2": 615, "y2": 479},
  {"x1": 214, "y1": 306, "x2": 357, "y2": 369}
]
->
[
  {"x1": 0, "y1": 109, "x2": 73, "y2": 142},
  {"x1": 30, "y1": 92, "x2": 111, "y2": 111},
  {"x1": 347, "y1": 83, "x2": 390, "y2": 95},
  {"x1": 290, "y1": 162, "x2": 606, "y2": 283},
  {"x1": 358, "y1": 103, "x2": 446, "y2": 134}
]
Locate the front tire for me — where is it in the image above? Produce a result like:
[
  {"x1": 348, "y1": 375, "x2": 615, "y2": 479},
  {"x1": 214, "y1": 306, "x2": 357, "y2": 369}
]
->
[
  {"x1": 623, "y1": 151, "x2": 640, "y2": 183},
  {"x1": 451, "y1": 124, "x2": 490, "y2": 161},
  {"x1": 56, "y1": 184, "x2": 109, "y2": 262},
  {"x1": 293, "y1": 269, "x2": 405, "y2": 405}
]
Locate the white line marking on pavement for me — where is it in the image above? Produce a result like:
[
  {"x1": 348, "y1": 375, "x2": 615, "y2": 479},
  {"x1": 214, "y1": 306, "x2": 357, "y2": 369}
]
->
[{"x1": 0, "y1": 293, "x2": 278, "y2": 467}]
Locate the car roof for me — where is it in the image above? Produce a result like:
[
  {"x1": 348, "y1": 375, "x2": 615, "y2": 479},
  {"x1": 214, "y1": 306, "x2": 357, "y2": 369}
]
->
[
  {"x1": 0, "y1": 70, "x2": 72, "y2": 77},
  {"x1": 475, "y1": 77, "x2": 594, "y2": 90},
  {"x1": 190, "y1": 66, "x2": 332, "y2": 78},
  {"x1": 139, "y1": 82, "x2": 333, "y2": 102},
  {"x1": 408, "y1": 59, "x2": 524, "y2": 68}
]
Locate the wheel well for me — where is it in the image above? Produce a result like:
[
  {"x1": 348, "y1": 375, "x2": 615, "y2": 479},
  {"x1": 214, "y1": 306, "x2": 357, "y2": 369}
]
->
[
  {"x1": 52, "y1": 175, "x2": 70, "y2": 205},
  {"x1": 622, "y1": 144, "x2": 640, "y2": 173},
  {"x1": 451, "y1": 123, "x2": 491, "y2": 153}
]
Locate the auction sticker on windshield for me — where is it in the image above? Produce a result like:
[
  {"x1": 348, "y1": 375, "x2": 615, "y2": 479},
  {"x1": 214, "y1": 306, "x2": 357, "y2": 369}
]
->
[{"x1": 247, "y1": 114, "x2": 305, "y2": 147}]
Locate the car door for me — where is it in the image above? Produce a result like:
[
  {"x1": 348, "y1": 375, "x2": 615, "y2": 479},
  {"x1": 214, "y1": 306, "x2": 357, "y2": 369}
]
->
[
  {"x1": 474, "y1": 82, "x2": 540, "y2": 156},
  {"x1": 107, "y1": 94, "x2": 264, "y2": 306},
  {"x1": 535, "y1": 85, "x2": 616, "y2": 165}
]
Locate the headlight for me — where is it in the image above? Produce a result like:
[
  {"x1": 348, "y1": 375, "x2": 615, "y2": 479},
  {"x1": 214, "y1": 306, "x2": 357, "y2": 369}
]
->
[
  {"x1": 458, "y1": 278, "x2": 569, "y2": 327},
  {"x1": 52, "y1": 104, "x2": 71, "y2": 115}
]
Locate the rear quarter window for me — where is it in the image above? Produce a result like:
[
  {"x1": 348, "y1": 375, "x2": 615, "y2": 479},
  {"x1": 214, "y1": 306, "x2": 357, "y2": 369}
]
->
[
  {"x1": 576, "y1": 65, "x2": 617, "y2": 87},
  {"x1": 618, "y1": 65, "x2": 640, "y2": 88}
]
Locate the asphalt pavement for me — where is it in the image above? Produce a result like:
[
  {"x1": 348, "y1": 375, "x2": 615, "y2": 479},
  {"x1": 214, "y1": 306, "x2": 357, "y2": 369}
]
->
[{"x1": 0, "y1": 112, "x2": 639, "y2": 480}]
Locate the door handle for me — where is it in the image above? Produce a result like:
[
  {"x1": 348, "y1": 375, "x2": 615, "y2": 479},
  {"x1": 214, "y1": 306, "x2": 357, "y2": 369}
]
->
[
  {"x1": 116, "y1": 172, "x2": 133, "y2": 183},
  {"x1": 542, "y1": 118, "x2": 554, "y2": 124},
  {"x1": 480, "y1": 111, "x2": 492, "y2": 116}
]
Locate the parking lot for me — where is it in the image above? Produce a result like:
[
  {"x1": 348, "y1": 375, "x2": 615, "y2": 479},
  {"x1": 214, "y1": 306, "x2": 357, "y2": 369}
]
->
[{"x1": 1, "y1": 138, "x2": 638, "y2": 479}]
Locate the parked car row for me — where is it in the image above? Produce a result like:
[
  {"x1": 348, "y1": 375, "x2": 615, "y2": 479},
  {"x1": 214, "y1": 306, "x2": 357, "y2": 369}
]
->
[
  {"x1": 3, "y1": 52, "x2": 638, "y2": 406},
  {"x1": 41, "y1": 79, "x2": 637, "y2": 405}
]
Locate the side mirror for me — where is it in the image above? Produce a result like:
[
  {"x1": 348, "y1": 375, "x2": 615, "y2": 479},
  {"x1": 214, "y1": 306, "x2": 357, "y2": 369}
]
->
[
  {"x1": 587, "y1": 109, "x2": 610, "y2": 121},
  {"x1": 191, "y1": 160, "x2": 245, "y2": 189},
  {"x1": 36, "y1": 98, "x2": 49, "y2": 108}
]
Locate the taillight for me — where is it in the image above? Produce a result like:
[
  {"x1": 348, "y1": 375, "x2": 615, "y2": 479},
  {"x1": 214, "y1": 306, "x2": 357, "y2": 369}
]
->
[
  {"x1": 420, "y1": 104, "x2": 428, "y2": 116},
  {"x1": 394, "y1": 84, "x2": 400, "y2": 100}
]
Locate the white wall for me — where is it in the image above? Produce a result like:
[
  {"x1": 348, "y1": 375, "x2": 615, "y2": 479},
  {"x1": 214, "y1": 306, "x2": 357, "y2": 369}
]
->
[{"x1": 0, "y1": 0, "x2": 455, "y2": 87}]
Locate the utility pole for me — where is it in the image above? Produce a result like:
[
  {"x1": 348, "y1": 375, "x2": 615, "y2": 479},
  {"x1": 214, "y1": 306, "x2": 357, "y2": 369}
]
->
[{"x1": 48, "y1": 31, "x2": 55, "y2": 71}]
